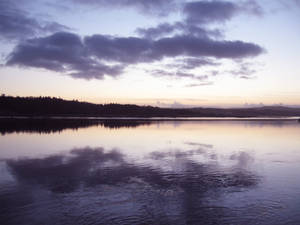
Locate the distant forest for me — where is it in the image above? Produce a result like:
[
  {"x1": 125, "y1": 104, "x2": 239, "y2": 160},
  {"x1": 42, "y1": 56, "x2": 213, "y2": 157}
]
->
[{"x1": 1, "y1": 95, "x2": 300, "y2": 117}]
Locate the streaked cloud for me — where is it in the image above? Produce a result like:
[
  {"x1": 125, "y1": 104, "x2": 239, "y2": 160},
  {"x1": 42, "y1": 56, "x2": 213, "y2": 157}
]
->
[
  {"x1": 150, "y1": 69, "x2": 209, "y2": 81},
  {"x1": 69, "y1": 0, "x2": 179, "y2": 16},
  {"x1": 185, "y1": 82, "x2": 214, "y2": 87}
]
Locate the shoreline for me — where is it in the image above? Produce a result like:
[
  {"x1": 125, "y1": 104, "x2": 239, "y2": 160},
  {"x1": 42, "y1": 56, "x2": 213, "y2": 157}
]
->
[{"x1": 0, "y1": 116, "x2": 299, "y2": 122}]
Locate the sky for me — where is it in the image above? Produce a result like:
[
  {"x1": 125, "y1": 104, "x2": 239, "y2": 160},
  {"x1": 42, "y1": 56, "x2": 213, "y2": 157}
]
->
[{"x1": 0, "y1": 0, "x2": 299, "y2": 108}]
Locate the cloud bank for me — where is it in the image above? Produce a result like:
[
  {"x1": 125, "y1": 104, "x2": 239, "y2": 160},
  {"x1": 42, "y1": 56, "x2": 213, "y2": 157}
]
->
[
  {"x1": 6, "y1": 31, "x2": 264, "y2": 80},
  {"x1": 2, "y1": 0, "x2": 265, "y2": 81}
]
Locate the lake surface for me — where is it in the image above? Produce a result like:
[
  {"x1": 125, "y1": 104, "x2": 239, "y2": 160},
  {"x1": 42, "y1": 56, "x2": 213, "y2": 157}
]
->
[{"x1": 1, "y1": 119, "x2": 300, "y2": 225}]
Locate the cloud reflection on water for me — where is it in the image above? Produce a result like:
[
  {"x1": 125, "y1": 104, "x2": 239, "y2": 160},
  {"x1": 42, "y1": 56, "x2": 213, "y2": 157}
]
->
[
  {"x1": 6, "y1": 147, "x2": 258, "y2": 193},
  {"x1": 0, "y1": 146, "x2": 260, "y2": 224}
]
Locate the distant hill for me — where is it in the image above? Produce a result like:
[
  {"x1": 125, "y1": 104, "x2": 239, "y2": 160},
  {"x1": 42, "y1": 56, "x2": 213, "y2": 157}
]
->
[{"x1": 1, "y1": 95, "x2": 300, "y2": 117}]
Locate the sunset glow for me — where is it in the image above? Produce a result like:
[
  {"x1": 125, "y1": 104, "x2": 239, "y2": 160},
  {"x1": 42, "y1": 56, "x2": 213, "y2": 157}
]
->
[{"x1": 1, "y1": 0, "x2": 299, "y2": 107}]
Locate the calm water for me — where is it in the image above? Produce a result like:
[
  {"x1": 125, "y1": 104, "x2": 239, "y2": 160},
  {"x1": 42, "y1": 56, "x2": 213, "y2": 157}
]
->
[{"x1": 0, "y1": 119, "x2": 300, "y2": 225}]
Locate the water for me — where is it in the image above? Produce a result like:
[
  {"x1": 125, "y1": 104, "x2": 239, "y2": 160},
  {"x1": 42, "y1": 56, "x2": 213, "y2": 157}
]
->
[{"x1": 0, "y1": 119, "x2": 300, "y2": 225}]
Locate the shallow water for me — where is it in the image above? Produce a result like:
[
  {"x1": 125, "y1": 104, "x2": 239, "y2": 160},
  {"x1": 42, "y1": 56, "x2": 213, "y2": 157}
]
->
[{"x1": 0, "y1": 119, "x2": 300, "y2": 225}]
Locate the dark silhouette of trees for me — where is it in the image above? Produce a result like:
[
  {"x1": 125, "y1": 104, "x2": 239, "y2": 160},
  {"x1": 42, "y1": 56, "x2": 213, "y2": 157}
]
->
[{"x1": 1, "y1": 95, "x2": 300, "y2": 117}]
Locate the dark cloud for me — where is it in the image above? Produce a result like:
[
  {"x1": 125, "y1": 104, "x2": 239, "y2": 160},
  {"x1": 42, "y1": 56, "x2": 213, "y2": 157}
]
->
[
  {"x1": 1, "y1": 0, "x2": 265, "y2": 81},
  {"x1": 0, "y1": 0, "x2": 69, "y2": 41},
  {"x1": 70, "y1": 0, "x2": 178, "y2": 16},
  {"x1": 69, "y1": 0, "x2": 263, "y2": 18},
  {"x1": 182, "y1": 24, "x2": 224, "y2": 39},
  {"x1": 6, "y1": 31, "x2": 264, "y2": 80},
  {"x1": 136, "y1": 22, "x2": 224, "y2": 40},
  {"x1": 152, "y1": 35, "x2": 263, "y2": 59},
  {"x1": 136, "y1": 23, "x2": 177, "y2": 39},
  {"x1": 131, "y1": 0, "x2": 263, "y2": 82},
  {"x1": 183, "y1": 1, "x2": 239, "y2": 25},
  {"x1": 183, "y1": 1, "x2": 263, "y2": 25},
  {"x1": 84, "y1": 35, "x2": 152, "y2": 64},
  {"x1": 6, "y1": 32, "x2": 124, "y2": 80}
]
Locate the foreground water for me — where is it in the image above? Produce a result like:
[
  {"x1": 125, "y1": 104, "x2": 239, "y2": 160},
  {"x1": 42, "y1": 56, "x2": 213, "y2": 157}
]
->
[{"x1": 0, "y1": 119, "x2": 300, "y2": 225}]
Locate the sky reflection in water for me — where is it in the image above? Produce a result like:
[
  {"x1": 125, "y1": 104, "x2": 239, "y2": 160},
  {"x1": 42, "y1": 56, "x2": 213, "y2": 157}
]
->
[{"x1": 0, "y1": 120, "x2": 300, "y2": 225}]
